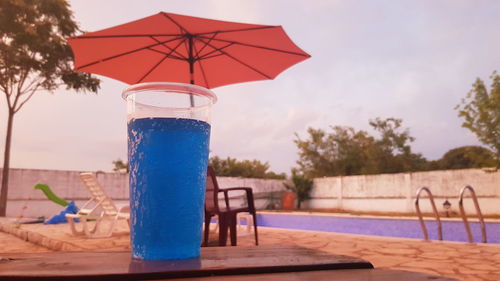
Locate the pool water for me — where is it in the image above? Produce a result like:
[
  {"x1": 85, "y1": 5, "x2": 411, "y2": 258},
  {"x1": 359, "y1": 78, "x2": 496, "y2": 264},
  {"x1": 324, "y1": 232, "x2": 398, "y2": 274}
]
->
[{"x1": 256, "y1": 213, "x2": 500, "y2": 244}]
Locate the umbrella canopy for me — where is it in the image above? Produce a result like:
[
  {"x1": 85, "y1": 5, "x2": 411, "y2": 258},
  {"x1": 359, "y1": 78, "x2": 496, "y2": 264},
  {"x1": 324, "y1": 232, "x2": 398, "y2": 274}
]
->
[{"x1": 68, "y1": 12, "x2": 310, "y2": 89}]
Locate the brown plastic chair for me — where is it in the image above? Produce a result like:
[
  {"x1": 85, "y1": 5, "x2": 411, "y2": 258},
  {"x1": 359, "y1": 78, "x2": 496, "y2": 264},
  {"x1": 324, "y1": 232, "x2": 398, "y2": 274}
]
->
[
  {"x1": 203, "y1": 166, "x2": 231, "y2": 247},
  {"x1": 204, "y1": 166, "x2": 259, "y2": 246}
]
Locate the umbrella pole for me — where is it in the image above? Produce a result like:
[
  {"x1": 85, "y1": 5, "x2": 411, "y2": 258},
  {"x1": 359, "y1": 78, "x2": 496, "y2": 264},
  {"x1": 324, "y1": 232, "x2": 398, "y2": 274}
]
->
[
  {"x1": 189, "y1": 72, "x2": 195, "y2": 107},
  {"x1": 188, "y1": 35, "x2": 195, "y2": 107}
]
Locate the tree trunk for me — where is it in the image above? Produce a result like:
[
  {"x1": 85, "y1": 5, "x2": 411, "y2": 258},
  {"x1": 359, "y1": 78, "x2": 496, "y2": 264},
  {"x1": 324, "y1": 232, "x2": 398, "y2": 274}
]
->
[{"x1": 0, "y1": 111, "x2": 14, "y2": 216}]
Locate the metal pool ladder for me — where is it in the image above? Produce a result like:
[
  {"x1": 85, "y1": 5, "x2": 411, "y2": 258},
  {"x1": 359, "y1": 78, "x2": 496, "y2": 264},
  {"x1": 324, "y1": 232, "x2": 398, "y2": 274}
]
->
[
  {"x1": 459, "y1": 185, "x2": 487, "y2": 243},
  {"x1": 415, "y1": 187, "x2": 442, "y2": 241}
]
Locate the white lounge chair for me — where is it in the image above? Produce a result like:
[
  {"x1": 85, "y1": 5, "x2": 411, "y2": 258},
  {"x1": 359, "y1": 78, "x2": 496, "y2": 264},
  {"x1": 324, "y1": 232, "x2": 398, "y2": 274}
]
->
[{"x1": 65, "y1": 173, "x2": 130, "y2": 238}]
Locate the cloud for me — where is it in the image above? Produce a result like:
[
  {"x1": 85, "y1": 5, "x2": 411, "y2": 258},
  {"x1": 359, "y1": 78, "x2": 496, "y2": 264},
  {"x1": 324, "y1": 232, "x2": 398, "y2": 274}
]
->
[{"x1": 210, "y1": 104, "x2": 318, "y2": 173}]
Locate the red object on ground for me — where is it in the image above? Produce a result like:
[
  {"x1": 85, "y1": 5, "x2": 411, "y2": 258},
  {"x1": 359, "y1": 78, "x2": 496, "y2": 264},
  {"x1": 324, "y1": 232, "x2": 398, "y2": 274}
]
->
[
  {"x1": 68, "y1": 12, "x2": 310, "y2": 89},
  {"x1": 282, "y1": 192, "x2": 296, "y2": 210}
]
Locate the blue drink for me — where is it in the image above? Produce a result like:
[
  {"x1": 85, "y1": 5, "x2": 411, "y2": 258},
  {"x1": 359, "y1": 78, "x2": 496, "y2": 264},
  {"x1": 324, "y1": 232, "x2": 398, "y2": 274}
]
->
[{"x1": 128, "y1": 117, "x2": 210, "y2": 260}]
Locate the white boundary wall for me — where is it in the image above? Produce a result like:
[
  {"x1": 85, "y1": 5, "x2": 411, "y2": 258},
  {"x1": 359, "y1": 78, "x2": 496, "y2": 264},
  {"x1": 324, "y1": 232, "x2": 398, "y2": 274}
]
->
[
  {"x1": 1, "y1": 168, "x2": 498, "y2": 218},
  {"x1": 0, "y1": 168, "x2": 286, "y2": 218},
  {"x1": 305, "y1": 168, "x2": 500, "y2": 215}
]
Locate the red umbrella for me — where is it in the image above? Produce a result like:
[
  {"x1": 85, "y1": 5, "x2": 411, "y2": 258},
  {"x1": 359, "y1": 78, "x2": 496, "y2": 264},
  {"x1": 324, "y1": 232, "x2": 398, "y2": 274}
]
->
[{"x1": 68, "y1": 12, "x2": 310, "y2": 89}]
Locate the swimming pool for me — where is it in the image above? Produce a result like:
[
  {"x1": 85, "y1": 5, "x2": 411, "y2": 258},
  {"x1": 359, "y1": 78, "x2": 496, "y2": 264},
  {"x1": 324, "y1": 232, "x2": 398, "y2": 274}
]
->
[{"x1": 256, "y1": 212, "x2": 500, "y2": 244}]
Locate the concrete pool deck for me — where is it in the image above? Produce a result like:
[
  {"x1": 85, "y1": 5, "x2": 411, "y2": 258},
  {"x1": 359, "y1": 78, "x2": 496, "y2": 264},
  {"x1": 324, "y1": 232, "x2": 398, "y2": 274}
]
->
[{"x1": 0, "y1": 217, "x2": 499, "y2": 281}]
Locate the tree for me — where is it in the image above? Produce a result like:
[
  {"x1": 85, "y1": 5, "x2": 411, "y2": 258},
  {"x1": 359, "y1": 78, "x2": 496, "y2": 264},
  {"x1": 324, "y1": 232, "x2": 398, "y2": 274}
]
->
[
  {"x1": 294, "y1": 118, "x2": 428, "y2": 177},
  {"x1": 209, "y1": 156, "x2": 286, "y2": 179},
  {"x1": 283, "y1": 169, "x2": 313, "y2": 209},
  {"x1": 0, "y1": 0, "x2": 100, "y2": 216},
  {"x1": 439, "y1": 146, "x2": 496, "y2": 170},
  {"x1": 109, "y1": 156, "x2": 286, "y2": 178},
  {"x1": 366, "y1": 118, "x2": 428, "y2": 173},
  {"x1": 294, "y1": 126, "x2": 373, "y2": 177},
  {"x1": 455, "y1": 71, "x2": 500, "y2": 166},
  {"x1": 112, "y1": 159, "x2": 129, "y2": 173}
]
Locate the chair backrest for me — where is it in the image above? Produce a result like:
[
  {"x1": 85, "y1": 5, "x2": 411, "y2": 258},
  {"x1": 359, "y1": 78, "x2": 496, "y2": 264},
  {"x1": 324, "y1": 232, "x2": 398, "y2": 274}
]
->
[
  {"x1": 79, "y1": 173, "x2": 118, "y2": 215},
  {"x1": 205, "y1": 166, "x2": 220, "y2": 213}
]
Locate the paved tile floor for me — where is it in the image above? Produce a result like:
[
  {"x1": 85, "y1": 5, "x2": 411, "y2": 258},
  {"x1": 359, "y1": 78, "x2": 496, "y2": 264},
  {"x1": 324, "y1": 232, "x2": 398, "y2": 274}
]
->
[
  {"x1": 0, "y1": 231, "x2": 51, "y2": 253},
  {"x1": 1, "y1": 218, "x2": 499, "y2": 280}
]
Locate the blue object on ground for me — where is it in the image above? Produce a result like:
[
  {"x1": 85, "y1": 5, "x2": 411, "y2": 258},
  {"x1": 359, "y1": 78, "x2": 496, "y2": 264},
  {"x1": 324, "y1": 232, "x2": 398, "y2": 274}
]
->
[{"x1": 44, "y1": 201, "x2": 79, "y2": 225}]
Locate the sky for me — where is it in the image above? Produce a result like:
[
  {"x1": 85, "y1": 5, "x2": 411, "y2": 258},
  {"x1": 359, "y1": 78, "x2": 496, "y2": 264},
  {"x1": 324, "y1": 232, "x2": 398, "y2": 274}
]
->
[{"x1": 1, "y1": 0, "x2": 499, "y2": 175}]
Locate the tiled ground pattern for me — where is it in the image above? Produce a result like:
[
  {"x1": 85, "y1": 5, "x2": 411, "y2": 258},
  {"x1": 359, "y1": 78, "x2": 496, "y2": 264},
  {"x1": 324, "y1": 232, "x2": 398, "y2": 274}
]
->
[{"x1": 1, "y1": 218, "x2": 499, "y2": 280}]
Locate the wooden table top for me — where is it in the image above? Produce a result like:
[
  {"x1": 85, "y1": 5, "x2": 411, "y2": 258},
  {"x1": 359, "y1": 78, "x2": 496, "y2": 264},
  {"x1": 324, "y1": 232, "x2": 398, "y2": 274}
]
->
[
  {"x1": 0, "y1": 245, "x2": 372, "y2": 280},
  {"x1": 0, "y1": 245, "x2": 457, "y2": 280}
]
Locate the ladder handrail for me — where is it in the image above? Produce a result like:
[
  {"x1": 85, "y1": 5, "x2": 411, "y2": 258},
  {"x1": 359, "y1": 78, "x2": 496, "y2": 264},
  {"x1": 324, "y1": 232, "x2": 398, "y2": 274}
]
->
[
  {"x1": 415, "y1": 186, "x2": 443, "y2": 240},
  {"x1": 458, "y1": 185, "x2": 487, "y2": 243},
  {"x1": 415, "y1": 187, "x2": 443, "y2": 241}
]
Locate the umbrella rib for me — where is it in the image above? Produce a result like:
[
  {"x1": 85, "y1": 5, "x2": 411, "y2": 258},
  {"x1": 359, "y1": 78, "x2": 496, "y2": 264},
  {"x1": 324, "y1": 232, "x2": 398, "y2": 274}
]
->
[
  {"x1": 136, "y1": 55, "x2": 169, "y2": 84},
  {"x1": 197, "y1": 44, "x2": 233, "y2": 60},
  {"x1": 70, "y1": 34, "x2": 183, "y2": 39},
  {"x1": 195, "y1": 32, "x2": 219, "y2": 58},
  {"x1": 197, "y1": 38, "x2": 272, "y2": 79},
  {"x1": 192, "y1": 42, "x2": 210, "y2": 88},
  {"x1": 197, "y1": 35, "x2": 310, "y2": 57},
  {"x1": 181, "y1": 36, "x2": 190, "y2": 63},
  {"x1": 76, "y1": 37, "x2": 185, "y2": 70},
  {"x1": 136, "y1": 38, "x2": 188, "y2": 83},
  {"x1": 149, "y1": 36, "x2": 187, "y2": 60},
  {"x1": 199, "y1": 52, "x2": 226, "y2": 60},
  {"x1": 147, "y1": 48, "x2": 184, "y2": 60},
  {"x1": 196, "y1": 25, "x2": 277, "y2": 36},
  {"x1": 195, "y1": 36, "x2": 234, "y2": 60},
  {"x1": 161, "y1": 12, "x2": 190, "y2": 34}
]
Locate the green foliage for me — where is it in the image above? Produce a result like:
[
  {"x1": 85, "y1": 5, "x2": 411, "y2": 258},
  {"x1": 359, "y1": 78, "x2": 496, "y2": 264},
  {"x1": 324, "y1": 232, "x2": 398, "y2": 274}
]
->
[
  {"x1": 0, "y1": 0, "x2": 100, "y2": 216},
  {"x1": 283, "y1": 169, "x2": 313, "y2": 209},
  {"x1": 112, "y1": 159, "x2": 129, "y2": 173},
  {"x1": 294, "y1": 118, "x2": 429, "y2": 177},
  {"x1": 366, "y1": 118, "x2": 428, "y2": 174},
  {"x1": 209, "y1": 156, "x2": 286, "y2": 179},
  {"x1": 455, "y1": 71, "x2": 500, "y2": 166},
  {"x1": 110, "y1": 156, "x2": 286, "y2": 179},
  {"x1": 294, "y1": 126, "x2": 371, "y2": 177},
  {"x1": 439, "y1": 146, "x2": 496, "y2": 170},
  {"x1": 0, "y1": 0, "x2": 100, "y2": 97}
]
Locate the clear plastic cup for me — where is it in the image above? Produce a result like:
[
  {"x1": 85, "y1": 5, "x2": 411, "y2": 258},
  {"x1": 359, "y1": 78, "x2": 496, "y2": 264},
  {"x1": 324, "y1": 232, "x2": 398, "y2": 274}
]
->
[{"x1": 122, "y1": 82, "x2": 217, "y2": 260}]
